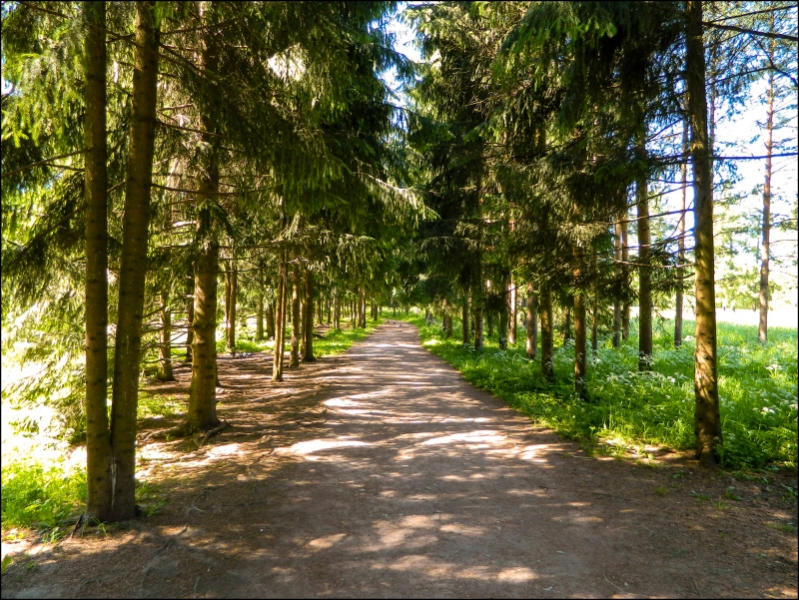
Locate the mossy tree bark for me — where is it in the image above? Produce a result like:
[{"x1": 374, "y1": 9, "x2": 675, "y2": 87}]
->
[
  {"x1": 462, "y1": 294, "x2": 470, "y2": 345},
  {"x1": 185, "y1": 272, "x2": 195, "y2": 362},
  {"x1": 333, "y1": 288, "x2": 341, "y2": 331},
  {"x1": 83, "y1": 0, "x2": 112, "y2": 522},
  {"x1": 687, "y1": 0, "x2": 722, "y2": 466},
  {"x1": 108, "y1": 0, "x2": 159, "y2": 521},
  {"x1": 621, "y1": 216, "x2": 630, "y2": 340},
  {"x1": 573, "y1": 249, "x2": 587, "y2": 399},
  {"x1": 357, "y1": 287, "x2": 367, "y2": 328},
  {"x1": 266, "y1": 301, "x2": 276, "y2": 340}
]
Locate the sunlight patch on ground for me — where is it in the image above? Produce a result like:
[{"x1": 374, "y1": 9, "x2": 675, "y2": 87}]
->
[
  {"x1": 496, "y1": 567, "x2": 537, "y2": 582},
  {"x1": 277, "y1": 438, "x2": 371, "y2": 456},
  {"x1": 306, "y1": 533, "x2": 346, "y2": 551},
  {"x1": 420, "y1": 430, "x2": 507, "y2": 446}
]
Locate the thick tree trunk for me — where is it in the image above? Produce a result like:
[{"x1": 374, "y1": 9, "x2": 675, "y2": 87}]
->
[
  {"x1": 108, "y1": 0, "x2": 159, "y2": 521},
  {"x1": 187, "y1": 228, "x2": 220, "y2": 431},
  {"x1": 272, "y1": 250, "x2": 288, "y2": 382},
  {"x1": 675, "y1": 119, "x2": 688, "y2": 347},
  {"x1": 290, "y1": 264, "x2": 300, "y2": 368},
  {"x1": 157, "y1": 290, "x2": 174, "y2": 381},
  {"x1": 687, "y1": 0, "x2": 722, "y2": 466},
  {"x1": 636, "y1": 133, "x2": 652, "y2": 370},
  {"x1": 83, "y1": 0, "x2": 112, "y2": 522},
  {"x1": 303, "y1": 267, "x2": 315, "y2": 362},
  {"x1": 255, "y1": 290, "x2": 264, "y2": 341},
  {"x1": 462, "y1": 294, "x2": 470, "y2": 345},
  {"x1": 573, "y1": 251, "x2": 587, "y2": 399},
  {"x1": 526, "y1": 281, "x2": 537, "y2": 360},
  {"x1": 539, "y1": 285, "x2": 554, "y2": 380},
  {"x1": 759, "y1": 67, "x2": 774, "y2": 343},
  {"x1": 621, "y1": 217, "x2": 630, "y2": 340}
]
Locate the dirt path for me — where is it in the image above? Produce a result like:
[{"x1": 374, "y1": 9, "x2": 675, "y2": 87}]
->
[{"x1": 2, "y1": 322, "x2": 796, "y2": 599}]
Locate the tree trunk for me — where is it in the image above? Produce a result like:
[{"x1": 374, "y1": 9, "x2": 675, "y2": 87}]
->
[
  {"x1": 526, "y1": 281, "x2": 537, "y2": 360},
  {"x1": 636, "y1": 132, "x2": 653, "y2": 370},
  {"x1": 224, "y1": 262, "x2": 237, "y2": 353},
  {"x1": 539, "y1": 284, "x2": 554, "y2": 380},
  {"x1": 185, "y1": 272, "x2": 194, "y2": 362},
  {"x1": 573, "y1": 252, "x2": 587, "y2": 399},
  {"x1": 157, "y1": 290, "x2": 174, "y2": 381},
  {"x1": 759, "y1": 66, "x2": 774, "y2": 343},
  {"x1": 188, "y1": 3, "x2": 223, "y2": 432},
  {"x1": 255, "y1": 290, "x2": 264, "y2": 341},
  {"x1": 621, "y1": 216, "x2": 630, "y2": 340},
  {"x1": 326, "y1": 297, "x2": 331, "y2": 325},
  {"x1": 462, "y1": 294, "x2": 470, "y2": 345},
  {"x1": 563, "y1": 303, "x2": 572, "y2": 344},
  {"x1": 687, "y1": 0, "x2": 722, "y2": 466},
  {"x1": 675, "y1": 118, "x2": 688, "y2": 347},
  {"x1": 508, "y1": 275, "x2": 517, "y2": 345},
  {"x1": 290, "y1": 264, "x2": 300, "y2": 368},
  {"x1": 591, "y1": 271, "x2": 599, "y2": 357},
  {"x1": 266, "y1": 301, "x2": 275, "y2": 340},
  {"x1": 333, "y1": 288, "x2": 341, "y2": 331},
  {"x1": 303, "y1": 267, "x2": 316, "y2": 362},
  {"x1": 613, "y1": 219, "x2": 622, "y2": 348},
  {"x1": 358, "y1": 287, "x2": 366, "y2": 328},
  {"x1": 108, "y1": 0, "x2": 159, "y2": 521},
  {"x1": 83, "y1": 0, "x2": 112, "y2": 522},
  {"x1": 473, "y1": 263, "x2": 484, "y2": 350},
  {"x1": 272, "y1": 250, "x2": 288, "y2": 382}
]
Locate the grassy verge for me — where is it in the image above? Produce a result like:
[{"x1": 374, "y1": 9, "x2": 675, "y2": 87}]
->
[{"x1": 400, "y1": 313, "x2": 797, "y2": 471}]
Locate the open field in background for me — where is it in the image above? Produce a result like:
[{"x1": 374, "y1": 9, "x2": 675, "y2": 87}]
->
[{"x1": 401, "y1": 312, "x2": 797, "y2": 472}]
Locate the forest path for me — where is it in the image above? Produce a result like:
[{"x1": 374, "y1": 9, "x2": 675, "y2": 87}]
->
[{"x1": 2, "y1": 322, "x2": 796, "y2": 599}]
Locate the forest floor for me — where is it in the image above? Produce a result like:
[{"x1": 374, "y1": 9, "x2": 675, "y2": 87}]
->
[{"x1": 1, "y1": 322, "x2": 797, "y2": 599}]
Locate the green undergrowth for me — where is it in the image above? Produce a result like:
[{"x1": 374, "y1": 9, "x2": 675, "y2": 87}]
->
[
  {"x1": 403, "y1": 314, "x2": 797, "y2": 471},
  {"x1": 1, "y1": 461, "x2": 86, "y2": 533},
  {"x1": 215, "y1": 319, "x2": 383, "y2": 358}
]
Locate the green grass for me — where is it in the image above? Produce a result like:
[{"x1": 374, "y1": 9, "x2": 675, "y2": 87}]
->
[
  {"x1": 1, "y1": 462, "x2": 86, "y2": 531},
  {"x1": 402, "y1": 314, "x2": 797, "y2": 471},
  {"x1": 215, "y1": 319, "x2": 383, "y2": 358}
]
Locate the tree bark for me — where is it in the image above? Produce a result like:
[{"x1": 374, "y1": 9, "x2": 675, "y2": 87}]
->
[
  {"x1": 108, "y1": 0, "x2": 159, "y2": 521},
  {"x1": 562, "y1": 302, "x2": 572, "y2": 344},
  {"x1": 573, "y1": 251, "x2": 587, "y2": 399},
  {"x1": 185, "y1": 272, "x2": 194, "y2": 361},
  {"x1": 224, "y1": 262, "x2": 237, "y2": 353},
  {"x1": 508, "y1": 275, "x2": 517, "y2": 345},
  {"x1": 526, "y1": 281, "x2": 537, "y2": 360},
  {"x1": 266, "y1": 301, "x2": 275, "y2": 340},
  {"x1": 759, "y1": 66, "x2": 774, "y2": 343},
  {"x1": 256, "y1": 290, "x2": 264, "y2": 341},
  {"x1": 157, "y1": 289, "x2": 174, "y2": 381},
  {"x1": 83, "y1": 0, "x2": 112, "y2": 522},
  {"x1": 591, "y1": 267, "x2": 599, "y2": 357},
  {"x1": 272, "y1": 249, "x2": 288, "y2": 382},
  {"x1": 303, "y1": 267, "x2": 315, "y2": 362},
  {"x1": 290, "y1": 264, "x2": 300, "y2": 368},
  {"x1": 333, "y1": 288, "x2": 341, "y2": 331},
  {"x1": 358, "y1": 287, "x2": 367, "y2": 328},
  {"x1": 462, "y1": 293, "x2": 470, "y2": 345},
  {"x1": 687, "y1": 0, "x2": 722, "y2": 466},
  {"x1": 621, "y1": 216, "x2": 630, "y2": 340},
  {"x1": 675, "y1": 118, "x2": 688, "y2": 347},
  {"x1": 539, "y1": 284, "x2": 554, "y2": 380},
  {"x1": 613, "y1": 218, "x2": 622, "y2": 348},
  {"x1": 636, "y1": 132, "x2": 653, "y2": 370}
]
